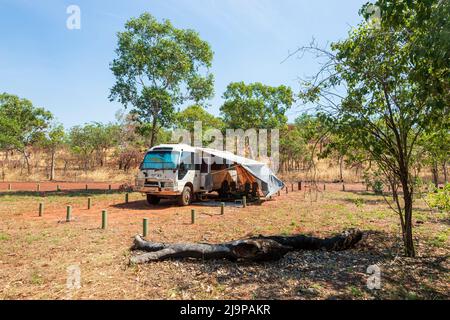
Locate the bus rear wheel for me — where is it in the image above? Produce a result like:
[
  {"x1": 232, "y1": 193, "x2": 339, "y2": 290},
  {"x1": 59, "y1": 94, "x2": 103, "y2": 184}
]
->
[{"x1": 146, "y1": 194, "x2": 160, "y2": 205}]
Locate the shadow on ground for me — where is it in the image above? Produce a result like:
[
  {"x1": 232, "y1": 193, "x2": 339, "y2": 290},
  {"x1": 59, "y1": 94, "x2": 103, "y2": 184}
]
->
[
  {"x1": 113, "y1": 198, "x2": 264, "y2": 211},
  {"x1": 131, "y1": 230, "x2": 449, "y2": 299}
]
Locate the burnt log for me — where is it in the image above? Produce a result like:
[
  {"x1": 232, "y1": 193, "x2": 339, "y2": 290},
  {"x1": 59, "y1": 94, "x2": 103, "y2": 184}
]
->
[{"x1": 129, "y1": 229, "x2": 363, "y2": 264}]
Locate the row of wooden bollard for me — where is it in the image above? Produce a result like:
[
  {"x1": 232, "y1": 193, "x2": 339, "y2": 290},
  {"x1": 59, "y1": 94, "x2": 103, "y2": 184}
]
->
[
  {"x1": 277, "y1": 182, "x2": 303, "y2": 196},
  {"x1": 4, "y1": 183, "x2": 114, "y2": 192},
  {"x1": 8, "y1": 183, "x2": 112, "y2": 192},
  {"x1": 35, "y1": 195, "x2": 227, "y2": 237},
  {"x1": 3, "y1": 182, "x2": 356, "y2": 193},
  {"x1": 275, "y1": 182, "x2": 352, "y2": 195},
  {"x1": 37, "y1": 203, "x2": 109, "y2": 229},
  {"x1": 36, "y1": 192, "x2": 131, "y2": 223},
  {"x1": 189, "y1": 202, "x2": 227, "y2": 225}
]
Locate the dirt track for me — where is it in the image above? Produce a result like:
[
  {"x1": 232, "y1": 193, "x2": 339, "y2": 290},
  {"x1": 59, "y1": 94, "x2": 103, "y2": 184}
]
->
[
  {"x1": 0, "y1": 182, "x2": 124, "y2": 192},
  {"x1": 0, "y1": 181, "x2": 368, "y2": 193}
]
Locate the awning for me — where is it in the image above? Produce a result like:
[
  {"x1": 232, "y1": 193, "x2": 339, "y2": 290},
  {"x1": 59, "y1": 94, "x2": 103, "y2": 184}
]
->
[{"x1": 197, "y1": 147, "x2": 285, "y2": 198}]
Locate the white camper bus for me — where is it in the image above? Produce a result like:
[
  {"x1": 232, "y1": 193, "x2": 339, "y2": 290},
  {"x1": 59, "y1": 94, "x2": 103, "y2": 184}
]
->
[{"x1": 135, "y1": 144, "x2": 284, "y2": 206}]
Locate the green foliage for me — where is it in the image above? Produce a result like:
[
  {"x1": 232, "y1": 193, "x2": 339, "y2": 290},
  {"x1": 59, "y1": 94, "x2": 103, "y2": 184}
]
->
[
  {"x1": 174, "y1": 104, "x2": 224, "y2": 146},
  {"x1": 297, "y1": 0, "x2": 449, "y2": 257},
  {"x1": 417, "y1": 128, "x2": 450, "y2": 184},
  {"x1": 220, "y1": 82, "x2": 293, "y2": 130},
  {"x1": 39, "y1": 124, "x2": 66, "y2": 151},
  {"x1": 428, "y1": 229, "x2": 449, "y2": 248},
  {"x1": 0, "y1": 93, "x2": 52, "y2": 153},
  {"x1": 109, "y1": 12, "x2": 214, "y2": 146},
  {"x1": 427, "y1": 183, "x2": 450, "y2": 212},
  {"x1": 280, "y1": 125, "x2": 309, "y2": 167},
  {"x1": 362, "y1": 0, "x2": 450, "y2": 110},
  {"x1": 348, "y1": 286, "x2": 364, "y2": 298},
  {"x1": 352, "y1": 198, "x2": 365, "y2": 208},
  {"x1": 279, "y1": 114, "x2": 321, "y2": 169},
  {"x1": 372, "y1": 180, "x2": 384, "y2": 195},
  {"x1": 68, "y1": 123, "x2": 120, "y2": 169},
  {"x1": 175, "y1": 105, "x2": 224, "y2": 132},
  {"x1": 0, "y1": 232, "x2": 9, "y2": 241}
]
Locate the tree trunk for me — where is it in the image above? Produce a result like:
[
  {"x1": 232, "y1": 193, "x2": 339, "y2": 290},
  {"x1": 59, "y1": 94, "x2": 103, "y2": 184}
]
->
[
  {"x1": 337, "y1": 156, "x2": 344, "y2": 182},
  {"x1": 150, "y1": 116, "x2": 158, "y2": 148},
  {"x1": 130, "y1": 229, "x2": 363, "y2": 264},
  {"x1": 431, "y1": 161, "x2": 439, "y2": 187},
  {"x1": 50, "y1": 149, "x2": 56, "y2": 181},
  {"x1": 400, "y1": 174, "x2": 415, "y2": 258},
  {"x1": 443, "y1": 161, "x2": 448, "y2": 184},
  {"x1": 22, "y1": 150, "x2": 31, "y2": 175}
]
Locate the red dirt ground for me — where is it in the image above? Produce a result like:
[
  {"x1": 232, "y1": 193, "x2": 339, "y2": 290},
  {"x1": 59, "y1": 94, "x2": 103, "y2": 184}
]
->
[
  {"x1": 0, "y1": 182, "x2": 124, "y2": 192},
  {"x1": 1, "y1": 181, "x2": 447, "y2": 299},
  {"x1": 0, "y1": 181, "x2": 367, "y2": 193}
]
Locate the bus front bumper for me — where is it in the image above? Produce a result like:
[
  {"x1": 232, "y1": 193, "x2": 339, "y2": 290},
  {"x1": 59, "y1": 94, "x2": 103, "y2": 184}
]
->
[{"x1": 135, "y1": 186, "x2": 181, "y2": 196}]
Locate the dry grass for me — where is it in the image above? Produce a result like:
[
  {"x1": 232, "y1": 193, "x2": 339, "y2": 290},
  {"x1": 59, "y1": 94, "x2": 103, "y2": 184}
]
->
[
  {"x1": 278, "y1": 162, "x2": 361, "y2": 183},
  {"x1": 2, "y1": 167, "x2": 137, "y2": 184},
  {"x1": 0, "y1": 183, "x2": 448, "y2": 300},
  {"x1": 278, "y1": 160, "x2": 437, "y2": 184},
  {"x1": 2, "y1": 150, "x2": 438, "y2": 185}
]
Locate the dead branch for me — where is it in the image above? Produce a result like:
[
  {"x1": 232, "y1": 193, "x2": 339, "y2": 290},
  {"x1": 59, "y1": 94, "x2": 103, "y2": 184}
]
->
[{"x1": 130, "y1": 229, "x2": 363, "y2": 264}]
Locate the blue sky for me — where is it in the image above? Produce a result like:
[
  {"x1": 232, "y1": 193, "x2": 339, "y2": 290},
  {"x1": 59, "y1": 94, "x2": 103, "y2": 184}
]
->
[{"x1": 0, "y1": 0, "x2": 367, "y2": 128}]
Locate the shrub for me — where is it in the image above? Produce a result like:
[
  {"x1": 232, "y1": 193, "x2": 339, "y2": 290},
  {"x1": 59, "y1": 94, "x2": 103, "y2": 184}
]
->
[
  {"x1": 372, "y1": 180, "x2": 384, "y2": 195},
  {"x1": 426, "y1": 183, "x2": 450, "y2": 212}
]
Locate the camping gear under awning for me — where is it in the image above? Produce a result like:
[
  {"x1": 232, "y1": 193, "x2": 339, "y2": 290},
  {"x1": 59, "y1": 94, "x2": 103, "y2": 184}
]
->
[{"x1": 197, "y1": 147, "x2": 285, "y2": 198}]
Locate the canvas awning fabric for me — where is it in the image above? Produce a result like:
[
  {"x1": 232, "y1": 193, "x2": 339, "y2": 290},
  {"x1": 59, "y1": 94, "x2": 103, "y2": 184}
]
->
[{"x1": 197, "y1": 147, "x2": 285, "y2": 198}]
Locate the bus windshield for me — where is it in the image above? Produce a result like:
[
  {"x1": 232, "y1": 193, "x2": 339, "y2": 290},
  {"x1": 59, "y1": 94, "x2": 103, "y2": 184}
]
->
[{"x1": 141, "y1": 151, "x2": 180, "y2": 170}]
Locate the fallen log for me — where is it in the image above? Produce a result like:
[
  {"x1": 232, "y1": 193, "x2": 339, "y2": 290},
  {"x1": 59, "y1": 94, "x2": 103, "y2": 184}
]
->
[{"x1": 130, "y1": 229, "x2": 363, "y2": 264}]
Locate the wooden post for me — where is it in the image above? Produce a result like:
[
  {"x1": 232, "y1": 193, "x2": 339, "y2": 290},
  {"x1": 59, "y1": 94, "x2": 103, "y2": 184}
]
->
[
  {"x1": 85, "y1": 184, "x2": 88, "y2": 191},
  {"x1": 342, "y1": 184, "x2": 345, "y2": 191},
  {"x1": 39, "y1": 203, "x2": 44, "y2": 217},
  {"x1": 57, "y1": 185, "x2": 60, "y2": 192},
  {"x1": 37, "y1": 183, "x2": 40, "y2": 192},
  {"x1": 298, "y1": 181, "x2": 302, "y2": 191},
  {"x1": 143, "y1": 218, "x2": 148, "y2": 237},
  {"x1": 323, "y1": 184, "x2": 326, "y2": 191},
  {"x1": 191, "y1": 209, "x2": 195, "y2": 224},
  {"x1": 87, "y1": 197, "x2": 92, "y2": 210},
  {"x1": 8, "y1": 183, "x2": 11, "y2": 191},
  {"x1": 108, "y1": 184, "x2": 112, "y2": 191},
  {"x1": 220, "y1": 202, "x2": 225, "y2": 215},
  {"x1": 286, "y1": 186, "x2": 288, "y2": 194},
  {"x1": 291, "y1": 184, "x2": 294, "y2": 192},
  {"x1": 243, "y1": 196, "x2": 247, "y2": 208},
  {"x1": 125, "y1": 193, "x2": 129, "y2": 204},
  {"x1": 366, "y1": 184, "x2": 369, "y2": 192},
  {"x1": 66, "y1": 206, "x2": 72, "y2": 222},
  {"x1": 102, "y1": 210, "x2": 107, "y2": 229}
]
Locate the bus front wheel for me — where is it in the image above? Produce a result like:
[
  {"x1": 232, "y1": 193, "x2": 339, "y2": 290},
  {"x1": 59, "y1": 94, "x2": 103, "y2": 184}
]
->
[{"x1": 178, "y1": 185, "x2": 192, "y2": 206}]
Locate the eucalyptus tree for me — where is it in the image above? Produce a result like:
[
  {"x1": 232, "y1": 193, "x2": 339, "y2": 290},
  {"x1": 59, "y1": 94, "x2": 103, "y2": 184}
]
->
[
  {"x1": 220, "y1": 82, "x2": 294, "y2": 130},
  {"x1": 40, "y1": 124, "x2": 66, "y2": 180},
  {"x1": 110, "y1": 13, "x2": 214, "y2": 147},
  {"x1": 0, "y1": 93, "x2": 52, "y2": 174}
]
